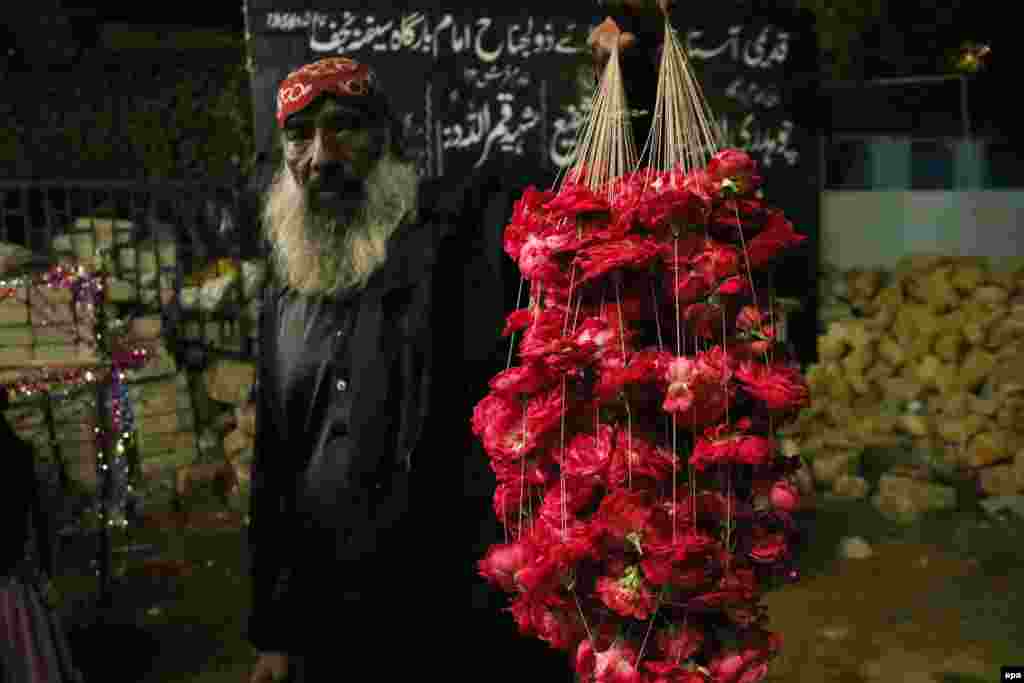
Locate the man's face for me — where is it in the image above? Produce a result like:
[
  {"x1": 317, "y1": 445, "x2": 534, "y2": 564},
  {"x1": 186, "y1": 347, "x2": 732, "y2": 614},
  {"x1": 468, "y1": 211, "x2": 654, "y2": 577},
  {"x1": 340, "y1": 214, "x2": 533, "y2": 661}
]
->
[{"x1": 282, "y1": 95, "x2": 390, "y2": 217}]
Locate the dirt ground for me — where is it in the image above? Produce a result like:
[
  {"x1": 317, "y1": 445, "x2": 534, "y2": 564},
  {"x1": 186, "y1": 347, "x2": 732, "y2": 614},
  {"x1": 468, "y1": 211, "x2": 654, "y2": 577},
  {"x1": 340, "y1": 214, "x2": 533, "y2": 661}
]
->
[{"x1": 54, "y1": 499, "x2": 1024, "y2": 683}]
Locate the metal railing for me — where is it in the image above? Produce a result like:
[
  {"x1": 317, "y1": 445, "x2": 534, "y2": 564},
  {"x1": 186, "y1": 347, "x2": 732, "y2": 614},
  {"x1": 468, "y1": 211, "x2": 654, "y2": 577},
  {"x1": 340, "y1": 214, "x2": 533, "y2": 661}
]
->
[{"x1": 0, "y1": 179, "x2": 264, "y2": 363}]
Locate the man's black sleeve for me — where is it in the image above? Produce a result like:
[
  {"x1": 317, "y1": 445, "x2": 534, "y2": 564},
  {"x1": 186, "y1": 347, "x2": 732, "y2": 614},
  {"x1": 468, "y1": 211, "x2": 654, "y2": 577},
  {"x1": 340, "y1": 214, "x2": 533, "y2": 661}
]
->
[{"x1": 245, "y1": 280, "x2": 295, "y2": 652}]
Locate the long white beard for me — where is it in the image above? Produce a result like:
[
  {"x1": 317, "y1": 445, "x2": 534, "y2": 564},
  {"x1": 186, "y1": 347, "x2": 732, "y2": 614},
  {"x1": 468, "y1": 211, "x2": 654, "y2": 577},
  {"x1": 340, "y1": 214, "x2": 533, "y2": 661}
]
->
[{"x1": 262, "y1": 153, "x2": 419, "y2": 296}]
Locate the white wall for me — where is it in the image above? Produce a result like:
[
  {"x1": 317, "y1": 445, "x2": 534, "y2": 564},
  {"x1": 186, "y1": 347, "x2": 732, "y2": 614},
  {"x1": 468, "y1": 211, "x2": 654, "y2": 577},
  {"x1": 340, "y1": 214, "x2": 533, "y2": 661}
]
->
[{"x1": 820, "y1": 190, "x2": 1024, "y2": 271}]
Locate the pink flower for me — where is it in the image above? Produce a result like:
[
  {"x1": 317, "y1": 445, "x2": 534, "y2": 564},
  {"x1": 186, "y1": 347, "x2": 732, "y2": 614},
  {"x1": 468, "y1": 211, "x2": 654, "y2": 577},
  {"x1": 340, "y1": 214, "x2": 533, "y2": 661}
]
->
[
  {"x1": 576, "y1": 640, "x2": 643, "y2": 683},
  {"x1": 747, "y1": 529, "x2": 789, "y2": 565},
  {"x1": 518, "y1": 233, "x2": 572, "y2": 283},
  {"x1": 661, "y1": 348, "x2": 736, "y2": 428},
  {"x1": 707, "y1": 628, "x2": 782, "y2": 683},
  {"x1": 654, "y1": 623, "x2": 706, "y2": 662},
  {"x1": 768, "y1": 480, "x2": 801, "y2": 513}
]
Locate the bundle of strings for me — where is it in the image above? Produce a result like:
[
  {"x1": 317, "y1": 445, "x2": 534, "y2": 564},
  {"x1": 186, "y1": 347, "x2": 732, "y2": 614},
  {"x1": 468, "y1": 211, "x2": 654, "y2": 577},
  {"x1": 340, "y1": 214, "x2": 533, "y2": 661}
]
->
[
  {"x1": 557, "y1": 13, "x2": 725, "y2": 193},
  {"x1": 641, "y1": 16, "x2": 724, "y2": 176},
  {"x1": 558, "y1": 39, "x2": 638, "y2": 193}
]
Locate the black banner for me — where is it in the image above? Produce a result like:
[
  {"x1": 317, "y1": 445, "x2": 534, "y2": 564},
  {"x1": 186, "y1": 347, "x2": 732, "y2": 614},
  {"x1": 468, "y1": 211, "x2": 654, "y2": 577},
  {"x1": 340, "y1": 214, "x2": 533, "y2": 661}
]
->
[{"x1": 244, "y1": 0, "x2": 821, "y2": 361}]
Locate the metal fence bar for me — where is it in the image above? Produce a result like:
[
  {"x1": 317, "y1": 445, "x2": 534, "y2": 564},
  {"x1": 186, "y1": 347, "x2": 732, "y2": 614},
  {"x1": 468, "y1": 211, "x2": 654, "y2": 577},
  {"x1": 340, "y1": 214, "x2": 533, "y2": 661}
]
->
[{"x1": 0, "y1": 179, "x2": 260, "y2": 362}]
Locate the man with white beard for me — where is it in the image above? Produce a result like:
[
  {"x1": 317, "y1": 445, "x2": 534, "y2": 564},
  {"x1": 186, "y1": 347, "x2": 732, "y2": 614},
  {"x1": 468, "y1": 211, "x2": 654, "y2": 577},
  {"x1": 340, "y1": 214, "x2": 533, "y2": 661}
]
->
[
  {"x1": 247, "y1": 5, "x2": 671, "y2": 681},
  {"x1": 246, "y1": 56, "x2": 527, "y2": 683}
]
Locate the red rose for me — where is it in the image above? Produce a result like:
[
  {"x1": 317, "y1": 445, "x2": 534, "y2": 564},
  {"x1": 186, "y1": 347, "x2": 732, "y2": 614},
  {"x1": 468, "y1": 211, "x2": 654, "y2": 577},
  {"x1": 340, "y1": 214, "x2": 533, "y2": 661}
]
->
[
  {"x1": 501, "y1": 308, "x2": 536, "y2": 337},
  {"x1": 709, "y1": 654, "x2": 769, "y2": 683},
  {"x1": 691, "y1": 240, "x2": 740, "y2": 282},
  {"x1": 654, "y1": 623, "x2": 706, "y2": 662},
  {"x1": 489, "y1": 451, "x2": 549, "y2": 486},
  {"x1": 744, "y1": 210, "x2": 806, "y2": 269},
  {"x1": 659, "y1": 233, "x2": 705, "y2": 268},
  {"x1": 509, "y1": 597, "x2": 584, "y2": 652},
  {"x1": 707, "y1": 148, "x2": 763, "y2": 196},
  {"x1": 661, "y1": 348, "x2": 736, "y2": 428},
  {"x1": 768, "y1": 480, "x2": 801, "y2": 513},
  {"x1": 505, "y1": 186, "x2": 557, "y2": 261},
  {"x1": 518, "y1": 307, "x2": 579, "y2": 365},
  {"x1": 716, "y1": 274, "x2": 752, "y2": 296},
  {"x1": 489, "y1": 362, "x2": 559, "y2": 398},
  {"x1": 539, "y1": 476, "x2": 602, "y2": 526},
  {"x1": 593, "y1": 641, "x2": 643, "y2": 683},
  {"x1": 636, "y1": 187, "x2": 710, "y2": 235},
  {"x1": 747, "y1": 529, "x2": 789, "y2": 565},
  {"x1": 492, "y1": 478, "x2": 541, "y2": 523},
  {"x1": 518, "y1": 233, "x2": 572, "y2": 284},
  {"x1": 640, "y1": 531, "x2": 719, "y2": 588},
  {"x1": 472, "y1": 386, "x2": 565, "y2": 461},
  {"x1": 573, "y1": 310, "x2": 637, "y2": 367},
  {"x1": 544, "y1": 183, "x2": 611, "y2": 220},
  {"x1": 687, "y1": 568, "x2": 758, "y2": 611},
  {"x1": 689, "y1": 430, "x2": 775, "y2": 471},
  {"x1": 594, "y1": 489, "x2": 658, "y2": 546},
  {"x1": 608, "y1": 430, "x2": 679, "y2": 489},
  {"x1": 683, "y1": 302, "x2": 725, "y2": 341},
  {"x1": 478, "y1": 541, "x2": 533, "y2": 592},
  {"x1": 595, "y1": 567, "x2": 659, "y2": 620},
  {"x1": 593, "y1": 350, "x2": 670, "y2": 402},
  {"x1": 735, "y1": 361, "x2": 809, "y2": 412},
  {"x1": 710, "y1": 198, "x2": 766, "y2": 241},
  {"x1": 681, "y1": 168, "x2": 717, "y2": 205},
  {"x1": 575, "y1": 235, "x2": 663, "y2": 284},
  {"x1": 707, "y1": 628, "x2": 781, "y2": 683},
  {"x1": 664, "y1": 268, "x2": 715, "y2": 307},
  {"x1": 643, "y1": 661, "x2": 710, "y2": 683},
  {"x1": 563, "y1": 424, "x2": 616, "y2": 480}
]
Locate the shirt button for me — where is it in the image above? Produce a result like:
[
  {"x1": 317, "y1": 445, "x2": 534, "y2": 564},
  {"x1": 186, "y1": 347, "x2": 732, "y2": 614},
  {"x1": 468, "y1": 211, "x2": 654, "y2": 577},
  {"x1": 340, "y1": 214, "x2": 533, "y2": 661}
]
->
[
  {"x1": 335, "y1": 330, "x2": 343, "y2": 338},
  {"x1": 335, "y1": 378, "x2": 348, "y2": 392}
]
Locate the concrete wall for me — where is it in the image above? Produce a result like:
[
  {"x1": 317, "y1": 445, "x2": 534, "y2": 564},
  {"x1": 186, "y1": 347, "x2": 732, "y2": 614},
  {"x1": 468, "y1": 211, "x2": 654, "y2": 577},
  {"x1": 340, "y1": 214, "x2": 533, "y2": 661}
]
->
[{"x1": 821, "y1": 190, "x2": 1024, "y2": 271}]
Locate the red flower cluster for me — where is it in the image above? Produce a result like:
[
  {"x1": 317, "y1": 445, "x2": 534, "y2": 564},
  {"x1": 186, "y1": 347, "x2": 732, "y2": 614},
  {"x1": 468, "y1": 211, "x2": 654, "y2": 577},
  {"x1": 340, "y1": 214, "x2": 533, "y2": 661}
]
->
[{"x1": 474, "y1": 150, "x2": 810, "y2": 682}]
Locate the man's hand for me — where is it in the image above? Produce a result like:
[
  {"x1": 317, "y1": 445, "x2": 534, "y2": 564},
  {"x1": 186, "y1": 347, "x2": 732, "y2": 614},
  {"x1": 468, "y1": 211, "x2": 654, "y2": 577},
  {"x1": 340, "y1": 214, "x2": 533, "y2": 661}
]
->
[
  {"x1": 249, "y1": 652, "x2": 289, "y2": 683},
  {"x1": 589, "y1": 0, "x2": 675, "y2": 70}
]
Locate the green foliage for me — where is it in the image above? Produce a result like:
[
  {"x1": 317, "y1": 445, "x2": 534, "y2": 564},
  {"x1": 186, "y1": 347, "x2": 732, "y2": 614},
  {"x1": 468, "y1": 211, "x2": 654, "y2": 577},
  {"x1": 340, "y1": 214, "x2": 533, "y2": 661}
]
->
[
  {"x1": 4, "y1": 40, "x2": 254, "y2": 181},
  {"x1": 795, "y1": 0, "x2": 885, "y2": 80}
]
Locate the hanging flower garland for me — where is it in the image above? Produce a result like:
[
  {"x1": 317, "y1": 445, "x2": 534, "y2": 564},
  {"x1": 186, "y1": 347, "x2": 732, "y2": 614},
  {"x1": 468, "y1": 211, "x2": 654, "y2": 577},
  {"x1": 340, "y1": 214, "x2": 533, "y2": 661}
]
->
[
  {"x1": 474, "y1": 149, "x2": 810, "y2": 683},
  {"x1": 1, "y1": 259, "x2": 154, "y2": 530}
]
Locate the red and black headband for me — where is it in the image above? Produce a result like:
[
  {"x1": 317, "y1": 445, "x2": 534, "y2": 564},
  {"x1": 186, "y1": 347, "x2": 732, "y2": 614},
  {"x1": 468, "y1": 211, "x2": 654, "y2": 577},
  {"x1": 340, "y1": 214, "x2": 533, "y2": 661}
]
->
[{"x1": 276, "y1": 57, "x2": 390, "y2": 128}]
